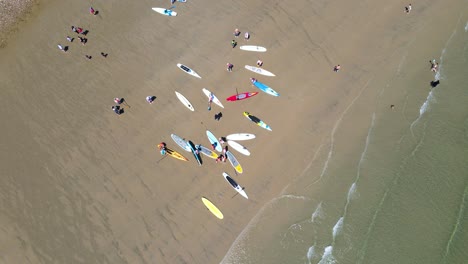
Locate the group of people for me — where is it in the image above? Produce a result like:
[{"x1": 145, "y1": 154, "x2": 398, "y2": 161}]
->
[{"x1": 57, "y1": 7, "x2": 108, "y2": 60}]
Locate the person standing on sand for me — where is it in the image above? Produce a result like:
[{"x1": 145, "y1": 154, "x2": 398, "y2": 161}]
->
[
  {"x1": 334, "y1": 65, "x2": 341, "y2": 72},
  {"x1": 234, "y1": 28, "x2": 240, "y2": 37},
  {"x1": 231, "y1": 40, "x2": 237, "y2": 48},
  {"x1": 244, "y1": 32, "x2": 250, "y2": 41},
  {"x1": 257, "y1": 60, "x2": 263, "y2": 67},
  {"x1": 227, "y1": 63, "x2": 234, "y2": 72}
]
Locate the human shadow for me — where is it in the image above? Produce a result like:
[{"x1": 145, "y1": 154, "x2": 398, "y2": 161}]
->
[
  {"x1": 82, "y1": 30, "x2": 89, "y2": 36},
  {"x1": 430, "y1": 80, "x2": 440, "y2": 88},
  {"x1": 214, "y1": 112, "x2": 223, "y2": 121}
]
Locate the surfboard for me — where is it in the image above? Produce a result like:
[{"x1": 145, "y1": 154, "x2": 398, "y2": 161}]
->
[
  {"x1": 177, "y1": 63, "x2": 201, "y2": 79},
  {"x1": 175, "y1": 91, "x2": 195, "y2": 111},
  {"x1": 196, "y1": 144, "x2": 219, "y2": 159},
  {"x1": 243, "y1": 112, "x2": 272, "y2": 131},
  {"x1": 251, "y1": 79, "x2": 280, "y2": 97},
  {"x1": 164, "y1": 147, "x2": 189, "y2": 161},
  {"x1": 226, "y1": 133, "x2": 256, "y2": 141},
  {"x1": 152, "y1": 7, "x2": 177, "y2": 16},
  {"x1": 222, "y1": 172, "x2": 248, "y2": 199},
  {"x1": 227, "y1": 140, "x2": 250, "y2": 156},
  {"x1": 206, "y1": 130, "x2": 222, "y2": 152},
  {"x1": 225, "y1": 151, "x2": 243, "y2": 174},
  {"x1": 244, "y1": 65, "x2": 276, "y2": 77},
  {"x1": 171, "y1": 134, "x2": 191, "y2": 152},
  {"x1": 201, "y1": 197, "x2": 223, "y2": 219},
  {"x1": 226, "y1": 92, "x2": 258, "y2": 101},
  {"x1": 202, "y1": 88, "x2": 224, "y2": 109},
  {"x1": 239, "y1": 45, "x2": 267, "y2": 52},
  {"x1": 187, "y1": 140, "x2": 202, "y2": 166}
]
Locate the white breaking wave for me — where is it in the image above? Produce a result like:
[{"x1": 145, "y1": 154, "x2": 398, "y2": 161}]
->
[
  {"x1": 311, "y1": 202, "x2": 323, "y2": 223},
  {"x1": 347, "y1": 183, "x2": 357, "y2": 204},
  {"x1": 464, "y1": 21, "x2": 468, "y2": 32},
  {"x1": 306, "y1": 246, "x2": 316, "y2": 264},
  {"x1": 317, "y1": 246, "x2": 336, "y2": 264},
  {"x1": 332, "y1": 217, "x2": 344, "y2": 241}
]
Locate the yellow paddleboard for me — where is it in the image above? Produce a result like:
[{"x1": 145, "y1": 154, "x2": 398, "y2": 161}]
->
[{"x1": 201, "y1": 197, "x2": 224, "y2": 219}]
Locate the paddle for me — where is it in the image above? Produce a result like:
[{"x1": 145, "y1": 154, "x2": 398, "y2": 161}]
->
[
  {"x1": 231, "y1": 187, "x2": 245, "y2": 199},
  {"x1": 156, "y1": 154, "x2": 168, "y2": 164},
  {"x1": 169, "y1": 5, "x2": 176, "y2": 9}
]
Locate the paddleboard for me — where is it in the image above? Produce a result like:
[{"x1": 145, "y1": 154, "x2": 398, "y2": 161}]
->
[
  {"x1": 243, "y1": 112, "x2": 272, "y2": 131},
  {"x1": 206, "y1": 130, "x2": 222, "y2": 152},
  {"x1": 226, "y1": 92, "x2": 258, "y2": 101},
  {"x1": 175, "y1": 91, "x2": 195, "y2": 111},
  {"x1": 202, "y1": 88, "x2": 224, "y2": 109},
  {"x1": 245, "y1": 65, "x2": 276, "y2": 77},
  {"x1": 251, "y1": 78, "x2": 280, "y2": 97},
  {"x1": 239, "y1": 45, "x2": 267, "y2": 52},
  {"x1": 225, "y1": 151, "x2": 243, "y2": 174},
  {"x1": 223, "y1": 172, "x2": 248, "y2": 199},
  {"x1": 226, "y1": 133, "x2": 256, "y2": 141},
  {"x1": 152, "y1": 7, "x2": 177, "y2": 16},
  {"x1": 177, "y1": 63, "x2": 201, "y2": 79},
  {"x1": 196, "y1": 144, "x2": 219, "y2": 159},
  {"x1": 171, "y1": 134, "x2": 191, "y2": 152},
  {"x1": 164, "y1": 147, "x2": 189, "y2": 161},
  {"x1": 201, "y1": 197, "x2": 223, "y2": 219},
  {"x1": 187, "y1": 140, "x2": 202, "y2": 166},
  {"x1": 227, "y1": 140, "x2": 250, "y2": 156}
]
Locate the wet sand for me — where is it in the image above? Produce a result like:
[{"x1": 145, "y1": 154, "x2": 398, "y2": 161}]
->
[{"x1": 0, "y1": 0, "x2": 458, "y2": 263}]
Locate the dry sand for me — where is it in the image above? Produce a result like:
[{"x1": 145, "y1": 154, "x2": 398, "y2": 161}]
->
[{"x1": 0, "y1": 0, "x2": 458, "y2": 263}]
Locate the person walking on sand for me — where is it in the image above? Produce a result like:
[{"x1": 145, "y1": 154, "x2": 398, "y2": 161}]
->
[
  {"x1": 334, "y1": 65, "x2": 341, "y2": 72},
  {"x1": 57, "y1": 44, "x2": 67, "y2": 52},
  {"x1": 89, "y1": 7, "x2": 97, "y2": 15},
  {"x1": 227, "y1": 63, "x2": 234, "y2": 72},
  {"x1": 257, "y1": 60, "x2": 263, "y2": 67},
  {"x1": 405, "y1": 4, "x2": 412, "y2": 14},
  {"x1": 430, "y1": 60, "x2": 438, "y2": 72}
]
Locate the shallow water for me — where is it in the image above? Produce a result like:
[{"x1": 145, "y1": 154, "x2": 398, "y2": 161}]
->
[{"x1": 221, "y1": 10, "x2": 468, "y2": 264}]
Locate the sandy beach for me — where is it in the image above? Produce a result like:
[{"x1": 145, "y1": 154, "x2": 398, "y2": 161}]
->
[{"x1": 1, "y1": 0, "x2": 466, "y2": 263}]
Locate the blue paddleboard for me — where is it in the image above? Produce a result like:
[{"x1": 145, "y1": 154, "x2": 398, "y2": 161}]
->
[{"x1": 252, "y1": 80, "x2": 280, "y2": 97}]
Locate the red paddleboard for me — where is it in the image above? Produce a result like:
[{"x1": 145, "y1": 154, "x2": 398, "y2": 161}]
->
[{"x1": 226, "y1": 92, "x2": 259, "y2": 101}]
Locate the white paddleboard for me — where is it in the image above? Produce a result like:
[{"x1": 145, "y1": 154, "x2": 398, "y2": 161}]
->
[
  {"x1": 177, "y1": 63, "x2": 201, "y2": 79},
  {"x1": 239, "y1": 45, "x2": 267, "y2": 52},
  {"x1": 202, "y1": 88, "x2": 224, "y2": 109},
  {"x1": 171, "y1": 134, "x2": 191, "y2": 152},
  {"x1": 226, "y1": 133, "x2": 256, "y2": 141},
  {"x1": 175, "y1": 91, "x2": 194, "y2": 111},
  {"x1": 223, "y1": 172, "x2": 248, "y2": 199},
  {"x1": 152, "y1": 7, "x2": 177, "y2": 16},
  {"x1": 244, "y1": 65, "x2": 276, "y2": 77},
  {"x1": 227, "y1": 140, "x2": 250, "y2": 156}
]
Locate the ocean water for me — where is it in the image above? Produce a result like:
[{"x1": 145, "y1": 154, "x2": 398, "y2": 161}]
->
[{"x1": 221, "y1": 13, "x2": 468, "y2": 264}]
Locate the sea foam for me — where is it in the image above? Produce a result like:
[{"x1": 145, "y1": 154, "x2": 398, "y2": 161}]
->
[
  {"x1": 311, "y1": 202, "x2": 323, "y2": 223},
  {"x1": 317, "y1": 246, "x2": 336, "y2": 264}
]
